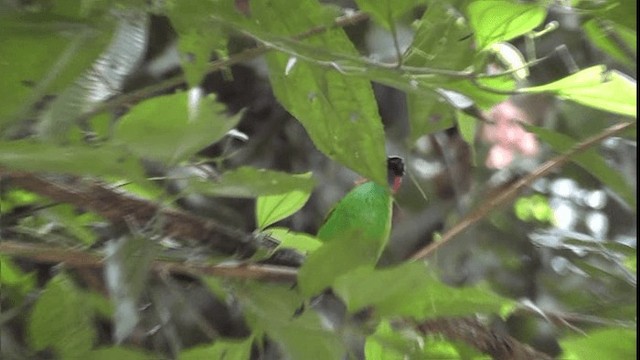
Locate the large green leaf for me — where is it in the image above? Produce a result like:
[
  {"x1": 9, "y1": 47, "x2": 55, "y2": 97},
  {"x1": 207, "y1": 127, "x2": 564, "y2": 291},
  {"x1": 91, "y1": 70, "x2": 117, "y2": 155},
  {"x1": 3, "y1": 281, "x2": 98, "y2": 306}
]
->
[
  {"x1": 237, "y1": 282, "x2": 345, "y2": 360},
  {"x1": 0, "y1": 140, "x2": 144, "y2": 180},
  {"x1": 185, "y1": 167, "x2": 316, "y2": 198},
  {"x1": 525, "y1": 124, "x2": 636, "y2": 208},
  {"x1": 467, "y1": 0, "x2": 546, "y2": 51},
  {"x1": 521, "y1": 66, "x2": 637, "y2": 117},
  {"x1": 114, "y1": 91, "x2": 241, "y2": 165},
  {"x1": 250, "y1": 0, "x2": 387, "y2": 185},
  {"x1": 333, "y1": 262, "x2": 515, "y2": 319},
  {"x1": 256, "y1": 173, "x2": 314, "y2": 229},
  {"x1": 28, "y1": 273, "x2": 96, "y2": 358}
]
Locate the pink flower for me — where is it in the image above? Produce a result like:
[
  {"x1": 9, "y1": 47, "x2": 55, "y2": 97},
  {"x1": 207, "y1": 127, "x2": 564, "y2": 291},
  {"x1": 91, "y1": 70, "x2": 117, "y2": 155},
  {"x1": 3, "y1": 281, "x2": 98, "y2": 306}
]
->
[{"x1": 482, "y1": 100, "x2": 539, "y2": 169}]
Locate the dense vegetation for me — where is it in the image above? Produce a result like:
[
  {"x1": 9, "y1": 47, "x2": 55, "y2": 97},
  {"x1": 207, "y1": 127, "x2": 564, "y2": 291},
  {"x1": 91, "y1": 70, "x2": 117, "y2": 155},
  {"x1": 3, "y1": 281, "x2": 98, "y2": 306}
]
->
[{"x1": 0, "y1": 0, "x2": 636, "y2": 359}]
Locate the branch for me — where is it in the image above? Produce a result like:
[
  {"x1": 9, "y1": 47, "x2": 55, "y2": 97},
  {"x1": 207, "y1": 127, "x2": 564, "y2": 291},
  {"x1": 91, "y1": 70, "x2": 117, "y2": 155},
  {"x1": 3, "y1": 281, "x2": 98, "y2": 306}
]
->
[
  {"x1": 410, "y1": 121, "x2": 636, "y2": 261},
  {"x1": 2, "y1": 172, "x2": 258, "y2": 256},
  {"x1": 0, "y1": 240, "x2": 298, "y2": 283},
  {"x1": 415, "y1": 317, "x2": 553, "y2": 360}
]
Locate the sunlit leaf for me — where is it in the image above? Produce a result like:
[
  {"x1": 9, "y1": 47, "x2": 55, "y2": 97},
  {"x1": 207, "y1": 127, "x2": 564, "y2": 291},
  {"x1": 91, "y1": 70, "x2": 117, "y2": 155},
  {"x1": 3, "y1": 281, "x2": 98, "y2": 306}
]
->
[
  {"x1": 467, "y1": 0, "x2": 546, "y2": 50},
  {"x1": 256, "y1": 172, "x2": 314, "y2": 229},
  {"x1": 521, "y1": 66, "x2": 637, "y2": 117},
  {"x1": 365, "y1": 321, "x2": 417, "y2": 360},
  {"x1": 0, "y1": 255, "x2": 36, "y2": 302},
  {"x1": 263, "y1": 227, "x2": 322, "y2": 253}
]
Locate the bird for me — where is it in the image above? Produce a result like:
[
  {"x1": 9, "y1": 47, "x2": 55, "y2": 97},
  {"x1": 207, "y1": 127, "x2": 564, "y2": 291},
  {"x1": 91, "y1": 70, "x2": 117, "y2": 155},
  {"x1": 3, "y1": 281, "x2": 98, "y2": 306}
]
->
[{"x1": 297, "y1": 156, "x2": 405, "y2": 297}]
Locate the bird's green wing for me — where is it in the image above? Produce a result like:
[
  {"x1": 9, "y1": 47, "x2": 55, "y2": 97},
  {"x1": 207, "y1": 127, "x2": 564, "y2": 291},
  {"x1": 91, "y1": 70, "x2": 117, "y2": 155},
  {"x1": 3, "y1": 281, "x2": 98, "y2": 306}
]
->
[{"x1": 298, "y1": 181, "x2": 393, "y2": 296}]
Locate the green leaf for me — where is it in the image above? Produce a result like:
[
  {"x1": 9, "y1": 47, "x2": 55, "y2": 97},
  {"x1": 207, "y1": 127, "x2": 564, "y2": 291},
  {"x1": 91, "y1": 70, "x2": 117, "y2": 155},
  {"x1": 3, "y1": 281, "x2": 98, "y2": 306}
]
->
[
  {"x1": 403, "y1": 2, "x2": 474, "y2": 141},
  {"x1": 354, "y1": 0, "x2": 418, "y2": 31},
  {"x1": 333, "y1": 262, "x2": 515, "y2": 318},
  {"x1": 251, "y1": 0, "x2": 387, "y2": 185},
  {"x1": 167, "y1": 2, "x2": 229, "y2": 87},
  {"x1": 297, "y1": 224, "x2": 385, "y2": 297},
  {"x1": 28, "y1": 273, "x2": 96, "y2": 358},
  {"x1": 262, "y1": 227, "x2": 322, "y2": 253},
  {"x1": 561, "y1": 328, "x2": 636, "y2": 360},
  {"x1": 0, "y1": 140, "x2": 144, "y2": 180},
  {"x1": 521, "y1": 66, "x2": 637, "y2": 117},
  {"x1": 467, "y1": 0, "x2": 546, "y2": 51},
  {"x1": 86, "y1": 347, "x2": 156, "y2": 360},
  {"x1": 114, "y1": 91, "x2": 241, "y2": 165},
  {"x1": 365, "y1": 321, "x2": 417, "y2": 360},
  {"x1": 256, "y1": 172, "x2": 314, "y2": 229},
  {"x1": 456, "y1": 110, "x2": 478, "y2": 165},
  {"x1": 0, "y1": 255, "x2": 36, "y2": 302},
  {"x1": 237, "y1": 282, "x2": 345, "y2": 360},
  {"x1": 186, "y1": 167, "x2": 316, "y2": 198},
  {"x1": 403, "y1": 2, "x2": 475, "y2": 71},
  {"x1": 407, "y1": 93, "x2": 455, "y2": 142},
  {"x1": 524, "y1": 124, "x2": 636, "y2": 208},
  {"x1": 179, "y1": 337, "x2": 253, "y2": 360},
  {"x1": 456, "y1": 110, "x2": 477, "y2": 146},
  {"x1": 583, "y1": 19, "x2": 636, "y2": 68}
]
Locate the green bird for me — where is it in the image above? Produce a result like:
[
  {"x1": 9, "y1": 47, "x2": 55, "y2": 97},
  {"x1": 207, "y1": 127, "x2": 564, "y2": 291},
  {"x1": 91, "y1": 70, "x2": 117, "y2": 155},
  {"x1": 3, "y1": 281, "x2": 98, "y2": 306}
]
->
[{"x1": 297, "y1": 156, "x2": 405, "y2": 297}]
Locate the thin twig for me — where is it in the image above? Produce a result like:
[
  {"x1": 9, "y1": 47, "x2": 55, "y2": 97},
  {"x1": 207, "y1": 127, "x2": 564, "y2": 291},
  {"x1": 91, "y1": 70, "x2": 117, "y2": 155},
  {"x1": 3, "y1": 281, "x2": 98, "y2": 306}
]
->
[{"x1": 409, "y1": 121, "x2": 636, "y2": 261}]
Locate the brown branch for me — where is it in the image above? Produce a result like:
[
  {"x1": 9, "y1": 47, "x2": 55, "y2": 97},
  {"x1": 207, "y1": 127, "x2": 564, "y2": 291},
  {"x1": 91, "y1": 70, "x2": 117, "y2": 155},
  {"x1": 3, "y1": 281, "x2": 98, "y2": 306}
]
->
[
  {"x1": 410, "y1": 121, "x2": 636, "y2": 261},
  {"x1": 416, "y1": 317, "x2": 553, "y2": 360},
  {"x1": 2, "y1": 172, "x2": 258, "y2": 256},
  {"x1": 0, "y1": 240, "x2": 297, "y2": 283}
]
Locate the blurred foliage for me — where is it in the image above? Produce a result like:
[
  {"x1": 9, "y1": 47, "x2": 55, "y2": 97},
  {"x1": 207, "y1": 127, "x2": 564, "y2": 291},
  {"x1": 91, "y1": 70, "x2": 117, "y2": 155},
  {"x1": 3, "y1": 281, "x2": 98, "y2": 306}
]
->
[{"x1": 0, "y1": 0, "x2": 636, "y2": 359}]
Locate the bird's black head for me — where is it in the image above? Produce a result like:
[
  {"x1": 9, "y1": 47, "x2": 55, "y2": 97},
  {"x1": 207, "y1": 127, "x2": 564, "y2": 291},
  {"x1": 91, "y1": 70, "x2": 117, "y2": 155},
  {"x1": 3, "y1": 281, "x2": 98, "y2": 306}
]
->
[{"x1": 387, "y1": 156, "x2": 405, "y2": 193}]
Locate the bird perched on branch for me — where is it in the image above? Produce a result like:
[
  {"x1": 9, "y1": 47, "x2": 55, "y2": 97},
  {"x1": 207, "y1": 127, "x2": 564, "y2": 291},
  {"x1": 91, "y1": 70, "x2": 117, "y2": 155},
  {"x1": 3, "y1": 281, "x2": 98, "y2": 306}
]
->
[{"x1": 297, "y1": 156, "x2": 405, "y2": 297}]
